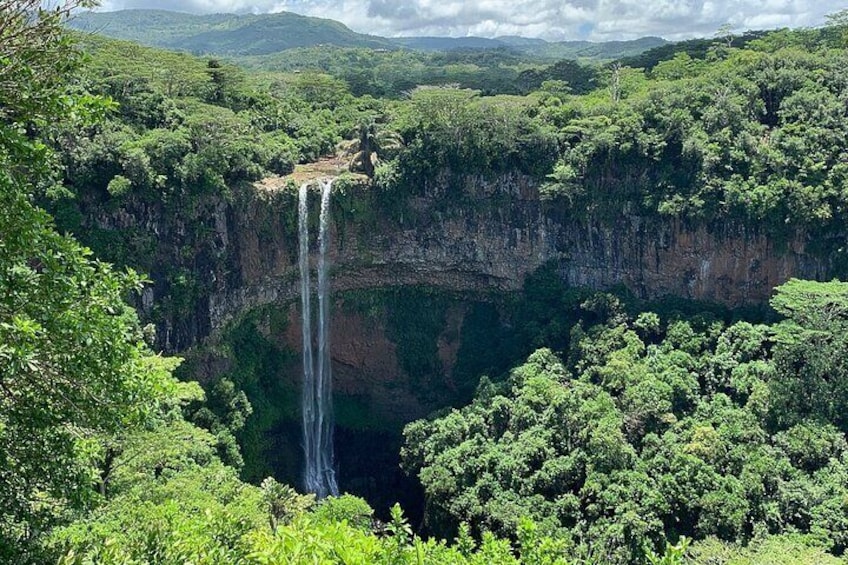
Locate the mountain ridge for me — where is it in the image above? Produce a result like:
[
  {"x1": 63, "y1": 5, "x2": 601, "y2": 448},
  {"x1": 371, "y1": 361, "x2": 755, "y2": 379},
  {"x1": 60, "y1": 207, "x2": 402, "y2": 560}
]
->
[{"x1": 68, "y1": 9, "x2": 667, "y2": 59}]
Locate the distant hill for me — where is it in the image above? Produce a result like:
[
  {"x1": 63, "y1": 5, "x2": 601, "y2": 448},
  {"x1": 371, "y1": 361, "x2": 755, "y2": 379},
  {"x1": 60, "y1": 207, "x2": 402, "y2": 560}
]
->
[
  {"x1": 68, "y1": 9, "x2": 391, "y2": 55},
  {"x1": 531, "y1": 37, "x2": 668, "y2": 60},
  {"x1": 392, "y1": 36, "x2": 508, "y2": 51},
  {"x1": 496, "y1": 36, "x2": 548, "y2": 48},
  {"x1": 393, "y1": 35, "x2": 667, "y2": 59},
  {"x1": 618, "y1": 31, "x2": 770, "y2": 69},
  {"x1": 69, "y1": 9, "x2": 666, "y2": 60}
]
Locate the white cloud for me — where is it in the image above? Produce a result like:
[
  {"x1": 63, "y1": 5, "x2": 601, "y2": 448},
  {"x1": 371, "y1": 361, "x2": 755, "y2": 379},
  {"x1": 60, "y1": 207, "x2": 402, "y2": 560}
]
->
[{"x1": 96, "y1": 0, "x2": 843, "y2": 40}]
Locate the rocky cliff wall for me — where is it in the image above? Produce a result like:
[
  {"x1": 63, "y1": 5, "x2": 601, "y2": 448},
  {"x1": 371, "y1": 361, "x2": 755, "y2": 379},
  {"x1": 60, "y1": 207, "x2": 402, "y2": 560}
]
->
[
  {"x1": 206, "y1": 173, "x2": 830, "y2": 347},
  {"x1": 82, "y1": 172, "x2": 833, "y2": 353}
]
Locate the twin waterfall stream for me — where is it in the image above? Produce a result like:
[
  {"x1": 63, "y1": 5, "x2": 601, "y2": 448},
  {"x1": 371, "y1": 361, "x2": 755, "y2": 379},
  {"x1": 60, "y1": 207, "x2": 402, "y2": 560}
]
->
[{"x1": 298, "y1": 179, "x2": 339, "y2": 498}]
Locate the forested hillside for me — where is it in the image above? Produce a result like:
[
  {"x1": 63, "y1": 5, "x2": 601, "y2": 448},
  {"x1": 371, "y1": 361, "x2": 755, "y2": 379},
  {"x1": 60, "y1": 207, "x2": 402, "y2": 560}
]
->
[
  {"x1": 4, "y1": 1, "x2": 848, "y2": 564},
  {"x1": 69, "y1": 9, "x2": 392, "y2": 54},
  {"x1": 68, "y1": 9, "x2": 665, "y2": 59}
]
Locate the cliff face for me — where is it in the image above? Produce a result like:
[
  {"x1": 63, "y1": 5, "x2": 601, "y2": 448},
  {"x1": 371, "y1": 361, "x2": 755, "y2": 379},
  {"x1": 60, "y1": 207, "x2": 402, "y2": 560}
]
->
[
  {"x1": 208, "y1": 174, "x2": 829, "y2": 343},
  {"x1": 88, "y1": 173, "x2": 829, "y2": 354}
]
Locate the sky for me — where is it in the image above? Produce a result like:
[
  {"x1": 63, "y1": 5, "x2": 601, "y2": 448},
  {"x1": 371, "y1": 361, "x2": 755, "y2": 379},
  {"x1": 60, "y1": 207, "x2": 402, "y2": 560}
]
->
[{"x1": 95, "y1": 0, "x2": 844, "y2": 41}]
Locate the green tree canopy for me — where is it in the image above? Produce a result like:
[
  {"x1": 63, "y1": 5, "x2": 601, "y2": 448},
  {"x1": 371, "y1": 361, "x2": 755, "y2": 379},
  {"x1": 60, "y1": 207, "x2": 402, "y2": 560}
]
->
[
  {"x1": 0, "y1": 2, "x2": 182, "y2": 560},
  {"x1": 402, "y1": 281, "x2": 848, "y2": 563}
]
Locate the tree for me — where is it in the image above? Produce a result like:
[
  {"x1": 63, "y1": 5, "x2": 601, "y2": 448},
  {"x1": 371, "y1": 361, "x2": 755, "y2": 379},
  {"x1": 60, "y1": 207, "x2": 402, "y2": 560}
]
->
[
  {"x1": 770, "y1": 278, "x2": 848, "y2": 332},
  {"x1": 0, "y1": 2, "x2": 180, "y2": 560},
  {"x1": 204, "y1": 58, "x2": 247, "y2": 108},
  {"x1": 715, "y1": 23, "x2": 735, "y2": 49},
  {"x1": 608, "y1": 62, "x2": 622, "y2": 103},
  {"x1": 339, "y1": 118, "x2": 402, "y2": 178},
  {"x1": 768, "y1": 279, "x2": 848, "y2": 430},
  {"x1": 0, "y1": 1, "x2": 96, "y2": 124},
  {"x1": 824, "y1": 9, "x2": 848, "y2": 47}
]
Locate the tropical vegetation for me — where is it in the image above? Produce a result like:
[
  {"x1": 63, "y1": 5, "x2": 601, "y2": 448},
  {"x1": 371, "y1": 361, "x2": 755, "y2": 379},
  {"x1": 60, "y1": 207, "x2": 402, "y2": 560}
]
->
[{"x1": 3, "y1": 1, "x2": 848, "y2": 563}]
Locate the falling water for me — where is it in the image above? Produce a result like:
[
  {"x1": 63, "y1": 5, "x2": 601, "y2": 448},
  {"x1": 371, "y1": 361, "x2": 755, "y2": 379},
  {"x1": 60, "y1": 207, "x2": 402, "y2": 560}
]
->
[{"x1": 299, "y1": 179, "x2": 338, "y2": 498}]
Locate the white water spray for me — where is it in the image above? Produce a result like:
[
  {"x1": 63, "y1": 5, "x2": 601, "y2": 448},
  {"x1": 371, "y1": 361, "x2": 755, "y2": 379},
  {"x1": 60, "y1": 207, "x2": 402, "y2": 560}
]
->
[{"x1": 298, "y1": 179, "x2": 338, "y2": 498}]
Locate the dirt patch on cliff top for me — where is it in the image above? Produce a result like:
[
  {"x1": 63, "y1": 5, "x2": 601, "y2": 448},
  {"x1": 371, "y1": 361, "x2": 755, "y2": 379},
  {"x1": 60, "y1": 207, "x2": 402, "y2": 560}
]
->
[{"x1": 255, "y1": 157, "x2": 368, "y2": 191}]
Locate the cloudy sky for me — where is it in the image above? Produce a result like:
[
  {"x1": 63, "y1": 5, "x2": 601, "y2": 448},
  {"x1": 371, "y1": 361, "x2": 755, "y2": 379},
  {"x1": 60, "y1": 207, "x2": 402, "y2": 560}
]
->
[{"x1": 95, "y1": 0, "x2": 843, "y2": 41}]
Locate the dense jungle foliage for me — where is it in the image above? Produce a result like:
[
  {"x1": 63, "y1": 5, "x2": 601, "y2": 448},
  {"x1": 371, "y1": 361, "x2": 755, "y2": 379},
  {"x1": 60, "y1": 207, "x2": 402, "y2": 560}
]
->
[
  {"x1": 403, "y1": 280, "x2": 848, "y2": 563},
  {"x1": 4, "y1": 1, "x2": 848, "y2": 563}
]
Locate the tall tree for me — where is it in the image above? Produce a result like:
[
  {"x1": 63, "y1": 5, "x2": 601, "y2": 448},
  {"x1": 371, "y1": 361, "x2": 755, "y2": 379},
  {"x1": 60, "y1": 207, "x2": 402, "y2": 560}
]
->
[
  {"x1": 825, "y1": 9, "x2": 848, "y2": 47},
  {"x1": 0, "y1": 2, "x2": 179, "y2": 561},
  {"x1": 768, "y1": 279, "x2": 848, "y2": 430},
  {"x1": 339, "y1": 118, "x2": 402, "y2": 178}
]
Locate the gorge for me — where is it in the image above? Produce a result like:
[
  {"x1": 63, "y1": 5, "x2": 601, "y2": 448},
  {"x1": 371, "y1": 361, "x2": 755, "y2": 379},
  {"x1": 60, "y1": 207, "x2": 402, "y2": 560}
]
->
[{"x1": 71, "y1": 171, "x2": 838, "y2": 515}]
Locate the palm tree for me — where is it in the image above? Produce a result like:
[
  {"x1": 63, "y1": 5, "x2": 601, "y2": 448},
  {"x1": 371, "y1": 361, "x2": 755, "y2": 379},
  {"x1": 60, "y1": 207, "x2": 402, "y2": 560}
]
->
[{"x1": 338, "y1": 119, "x2": 403, "y2": 178}]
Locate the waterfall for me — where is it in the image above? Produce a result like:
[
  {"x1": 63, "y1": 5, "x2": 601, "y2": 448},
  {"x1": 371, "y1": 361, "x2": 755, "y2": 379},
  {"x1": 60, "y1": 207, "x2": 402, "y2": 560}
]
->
[{"x1": 298, "y1": 179, "x2": 339, "y2": 498}]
